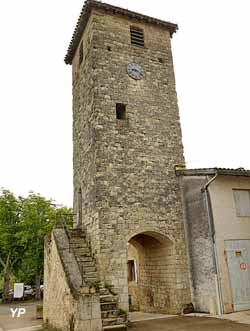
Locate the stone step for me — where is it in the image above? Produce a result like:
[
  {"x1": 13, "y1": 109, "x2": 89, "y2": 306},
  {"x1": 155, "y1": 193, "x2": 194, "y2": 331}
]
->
[
  {"x1": 99, "y1": 288, "x2": 110, "y2": 296},
  {"x1": 83, "y1": 260, "x2": 96, "y2": 267},
  {"x1": 100, "y1": 295, "x2": 117, "y2": 303},
  {"x1": 84, "y1": 266, "x2": 96, "y2": 273},
  {"x1": 70, "y1": 229, "x2": 86, "y2": 238},
  {"x1": 73, "y1": 247, "x2": 90, "y2": 255},
  {"x1": 100, "y1": 302, "x2": 117, "y2": 311},
  {"x1": 84, "y1": 271, "x2": 97, "y2": 278},
  {"x1": 102, "y1": 324, "x2": 127, "y2": 331},
  {"x1": 77, "y1": 256, "x2": 93, "y2": 262},
  {"x1": 101, "y1": 310, "x2": 120, "y2": 319},
  {"x1": 102, "y1": 317, "x2": 127, "y2": 327},
  {"x1": 70, "y1": 241, "x2": 88, "y2": 247},
  {"x1": 85, "y1": 277, "x2": 98, "y2": 283},
  {"x1": 74, "y1": 251, "x2": 92, "y2": 260}
]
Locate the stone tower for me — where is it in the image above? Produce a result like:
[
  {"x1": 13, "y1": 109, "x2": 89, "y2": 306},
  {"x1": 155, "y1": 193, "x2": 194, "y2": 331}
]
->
[{"x1": 65, "y1": 0, "x2": 191, "y2": 313}]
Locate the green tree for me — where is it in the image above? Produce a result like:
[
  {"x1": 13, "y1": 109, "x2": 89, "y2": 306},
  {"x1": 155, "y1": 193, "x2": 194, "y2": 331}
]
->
[
  {"x1": 0, "y1": 189, "x2": 24, "y2": 301},
  {"x1": 55, "y1": 206, "x2": 74, "y2": 229},
  {"x1": 19, "y1": 193, "x2": 56, "y2": 299},
  {"x1": 19, "y1": 193, "x2": 73, "y2": 299}
]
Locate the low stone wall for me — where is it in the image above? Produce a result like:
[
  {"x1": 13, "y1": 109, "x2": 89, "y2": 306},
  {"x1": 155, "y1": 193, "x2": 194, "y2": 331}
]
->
[{"x1": 44, "y1": 229, "x2": 102, "y2": 331}]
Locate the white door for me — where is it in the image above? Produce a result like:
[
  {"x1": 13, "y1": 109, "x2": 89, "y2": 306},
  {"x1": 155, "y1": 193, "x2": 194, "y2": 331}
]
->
[{"x1": 225, "y1": 240, "x2": 250, "y2": 311}]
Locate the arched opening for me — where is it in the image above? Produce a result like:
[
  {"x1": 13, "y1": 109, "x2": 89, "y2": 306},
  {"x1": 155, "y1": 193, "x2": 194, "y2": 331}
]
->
[{"x1": 127, "y1": 231, "x2": 175, "y2": 313}]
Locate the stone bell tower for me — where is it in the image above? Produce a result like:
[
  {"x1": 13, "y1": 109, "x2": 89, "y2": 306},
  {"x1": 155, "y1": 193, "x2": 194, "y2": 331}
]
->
[{"x1": 65, "y1": 0, "x2": 191, "y2": 313}]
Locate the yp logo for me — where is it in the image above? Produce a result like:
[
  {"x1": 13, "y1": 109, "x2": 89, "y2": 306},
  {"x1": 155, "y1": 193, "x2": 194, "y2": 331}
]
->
[{"x1": 10, "y1": 308, "x2": 26, "y2": 318}]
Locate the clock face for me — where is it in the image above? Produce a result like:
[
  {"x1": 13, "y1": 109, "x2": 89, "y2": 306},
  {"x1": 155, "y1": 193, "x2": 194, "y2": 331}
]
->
[{"x1": 127, "y1": 63, "x2": 144, "y2": 80}]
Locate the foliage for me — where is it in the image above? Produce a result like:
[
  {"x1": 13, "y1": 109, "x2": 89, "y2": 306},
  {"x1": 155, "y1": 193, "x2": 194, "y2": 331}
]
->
[
  {"x1": 0, "y1": 189, "x2": 73, "y2": 301},
  {"x1": 104, "y1": 282, "x2": 117, "y2": 296},
  {"x1": 37, "y1": 304, "x2": 43, "y2": 311},
  {"x1": 117, "y1": 308, "x2": 127, "y2": 317},
  {"x1": 19, "y1": 193, "x2": 57, "y2": 298},
  {"x1": 0, "y1": 189, "x2": 24, "y2": 301}
]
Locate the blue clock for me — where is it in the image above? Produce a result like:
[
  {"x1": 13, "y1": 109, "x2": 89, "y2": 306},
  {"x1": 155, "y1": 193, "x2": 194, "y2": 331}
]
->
[{"x1": 127, "y1": 63, "x2": 145, "y2": 80}]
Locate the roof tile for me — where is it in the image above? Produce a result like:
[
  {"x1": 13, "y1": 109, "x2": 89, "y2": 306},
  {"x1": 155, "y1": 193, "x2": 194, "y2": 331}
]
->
[{"x1": 65, "y1": 0, "x2": 178, "y2": 64}]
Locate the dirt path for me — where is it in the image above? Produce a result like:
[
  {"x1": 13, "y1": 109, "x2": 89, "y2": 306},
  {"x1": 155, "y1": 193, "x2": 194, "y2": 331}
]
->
[{"x1": 130, "y1": 316, "x2": 250, "y2": 330}]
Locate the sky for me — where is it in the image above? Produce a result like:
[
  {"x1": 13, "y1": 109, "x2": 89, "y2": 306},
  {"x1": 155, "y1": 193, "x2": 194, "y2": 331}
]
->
[{"x1": 0, "y1": 0, "x2": 250, "y2": 206}]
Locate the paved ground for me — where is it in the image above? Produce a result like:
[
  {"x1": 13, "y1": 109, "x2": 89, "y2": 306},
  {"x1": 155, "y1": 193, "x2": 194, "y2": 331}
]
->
[
  {"x1": 130, "y1": 316, "x2": 250, "y2": 330},
  {"x1": 129, "y1": 311, "x2": 176, "y2": 322},
  {"x1": 0, "y1": 301, "x2": 42, "y2": 331},
  {"x1": 218, "y1": 310, "x2": 250, "y2": 325},
  {"x1": 1, "y1": 303, "x2": 250, "y2": 331}
]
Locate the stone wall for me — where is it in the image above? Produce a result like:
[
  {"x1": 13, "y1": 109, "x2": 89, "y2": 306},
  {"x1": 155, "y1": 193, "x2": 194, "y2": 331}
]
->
[
  {"x1": 44, "y1": 229, "x2": 102, "y2": 331},
  {"x1": 127, "y1": 244, "x2": 139, "y2": 310},
  {"x1": 72, "y1": 8, "x2": 191, "y2": 313},
  {"x1": 181, "y1": 176, "x2": 218, "y2": 313},
  {"x1": 129, "y1": 233, "x2": 177, "y2": 313}
]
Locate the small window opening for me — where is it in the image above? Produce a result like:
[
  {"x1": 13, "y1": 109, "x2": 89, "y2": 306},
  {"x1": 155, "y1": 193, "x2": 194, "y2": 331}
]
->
[
  {"x1": 158, "y1": 58, "x2": 163, "y2": 63},
  {"x1": 116, "y1": 103, "x2": 126, "y2": 120},
  {"x1": 130, "y1": 26, "x2": 144, "y2": 48},
  {"x1": 107, "y1": 46, "x2": 112, "y2": 51},
  {"x1": 128, "y1": 260, "x2": 136, "y2": 282},
  {"x1": 79, "y1": 41, "x2": 83, "y2": 67}
]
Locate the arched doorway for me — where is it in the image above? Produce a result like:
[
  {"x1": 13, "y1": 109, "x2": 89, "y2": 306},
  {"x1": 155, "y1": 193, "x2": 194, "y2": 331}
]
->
[{"x1": 127, "y1": 231, "x2": 175, "y2": 313}]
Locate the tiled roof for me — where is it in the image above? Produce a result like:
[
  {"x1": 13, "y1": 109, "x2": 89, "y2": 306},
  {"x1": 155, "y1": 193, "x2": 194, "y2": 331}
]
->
[
  {"x1": 64, "y1": 0, "x2": 178, "y2": 65},
  {"x1": 176, "y1": 167, "x2": 250, "y2": 177}
]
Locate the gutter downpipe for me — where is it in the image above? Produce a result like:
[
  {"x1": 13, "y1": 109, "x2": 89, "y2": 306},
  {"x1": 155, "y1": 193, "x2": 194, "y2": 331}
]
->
[{"x1": 202, "y1": 172, "x2": 224, "y2": 315}]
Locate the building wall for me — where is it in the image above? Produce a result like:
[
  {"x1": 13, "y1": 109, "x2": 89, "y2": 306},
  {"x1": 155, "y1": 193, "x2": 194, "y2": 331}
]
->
[
  {"x1": 72, "y1": 8, "x2": 191, "y2": 312},
  {"x1": 209, "y1": 176, "x2": 250, "y2": 313},
  {"x1": 181, "y1": 176, "x2": 218, "y2": 313},
  {"x1": 44, "y1": 230, "x2": 102, "y2": 331}
]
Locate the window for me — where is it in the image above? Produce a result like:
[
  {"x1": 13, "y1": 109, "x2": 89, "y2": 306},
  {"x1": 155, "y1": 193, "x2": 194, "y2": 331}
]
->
[
  {"x1": 116, "y1": 103, "x2": 126, "y2": 120},
  {"x1": 130, "y1": 26, "x2": 144, "y2": 48},
  {"x1": 233, "y1": 189, "x2": 250, "y2": 217},
  {"x1": 127, "y1": 260, "x2": 137, "y2": 282},
  {"x1": 79, "y1": 41, "x2": 83, "y2": 67}
]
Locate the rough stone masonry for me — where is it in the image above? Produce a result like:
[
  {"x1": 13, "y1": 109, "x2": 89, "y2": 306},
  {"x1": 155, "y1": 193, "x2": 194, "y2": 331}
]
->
[
  {"x1": 70, "y1": 0, "x2": 191, "y2": 314},
  {"x1": 45, "y1": 2, "x2": 192, "y2": 328}
]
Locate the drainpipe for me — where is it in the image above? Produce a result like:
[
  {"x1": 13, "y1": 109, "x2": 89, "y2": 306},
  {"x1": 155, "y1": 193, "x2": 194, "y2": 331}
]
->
[{"x1": 202, "y1": 172, "x2": 224, "y2": 315}]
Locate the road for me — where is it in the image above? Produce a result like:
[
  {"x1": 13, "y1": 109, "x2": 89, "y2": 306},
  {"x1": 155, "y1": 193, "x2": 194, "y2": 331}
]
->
[
  {"x1": 1, "y1": 303, "x2": 250, "y2": 331},
  {"x1": 0, "y1": 301, "x2": 42, "y2": 331},
  {"x1": 131, "y1": 316, "x2": 250, "y2": 331}
]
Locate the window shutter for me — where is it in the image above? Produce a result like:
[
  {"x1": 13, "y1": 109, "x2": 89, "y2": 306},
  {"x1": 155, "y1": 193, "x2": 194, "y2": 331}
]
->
[{"x1": 233, "y1": 190, "x2": 250, "y2": 217}]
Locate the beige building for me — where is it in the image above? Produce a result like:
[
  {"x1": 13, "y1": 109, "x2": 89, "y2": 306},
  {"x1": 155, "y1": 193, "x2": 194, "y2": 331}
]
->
[{"x1": 178, "y1": 167, "x2": 250, "y2": 314}]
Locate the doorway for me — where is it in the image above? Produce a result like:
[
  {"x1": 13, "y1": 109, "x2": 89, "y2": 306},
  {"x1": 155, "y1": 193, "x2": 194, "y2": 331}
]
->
[{"x1": 127, "y1": 231, "x2": 175, "y2": 313}]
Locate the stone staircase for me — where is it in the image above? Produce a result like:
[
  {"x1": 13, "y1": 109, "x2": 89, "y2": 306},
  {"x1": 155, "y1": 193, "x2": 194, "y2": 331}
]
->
[
  {"x1": 68, "y1": 228, "x2": 127, "y2": 331},
  {"x1": 99, "y1": 287, "x2": 127, "y2": 331},
  {"x1": 69, "y1": 228, "x2": 98, "y2": 284}
]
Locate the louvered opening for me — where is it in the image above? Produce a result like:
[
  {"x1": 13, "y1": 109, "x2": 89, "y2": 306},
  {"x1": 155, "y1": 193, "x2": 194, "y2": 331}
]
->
[{"x1": 130, "y1": 26, "x2": 144, "y2": 48}]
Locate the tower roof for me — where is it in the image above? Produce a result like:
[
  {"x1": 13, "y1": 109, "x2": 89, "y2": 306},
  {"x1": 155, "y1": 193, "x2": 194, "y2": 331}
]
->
[{"x1": 64, "y1": 0, "x2": 178, "y2": 65}]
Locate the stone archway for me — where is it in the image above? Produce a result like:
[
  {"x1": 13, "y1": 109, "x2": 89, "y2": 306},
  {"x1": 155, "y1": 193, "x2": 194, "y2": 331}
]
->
[{"x1": 127, "y1": 231, "x2": 175, "y2": 313}]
